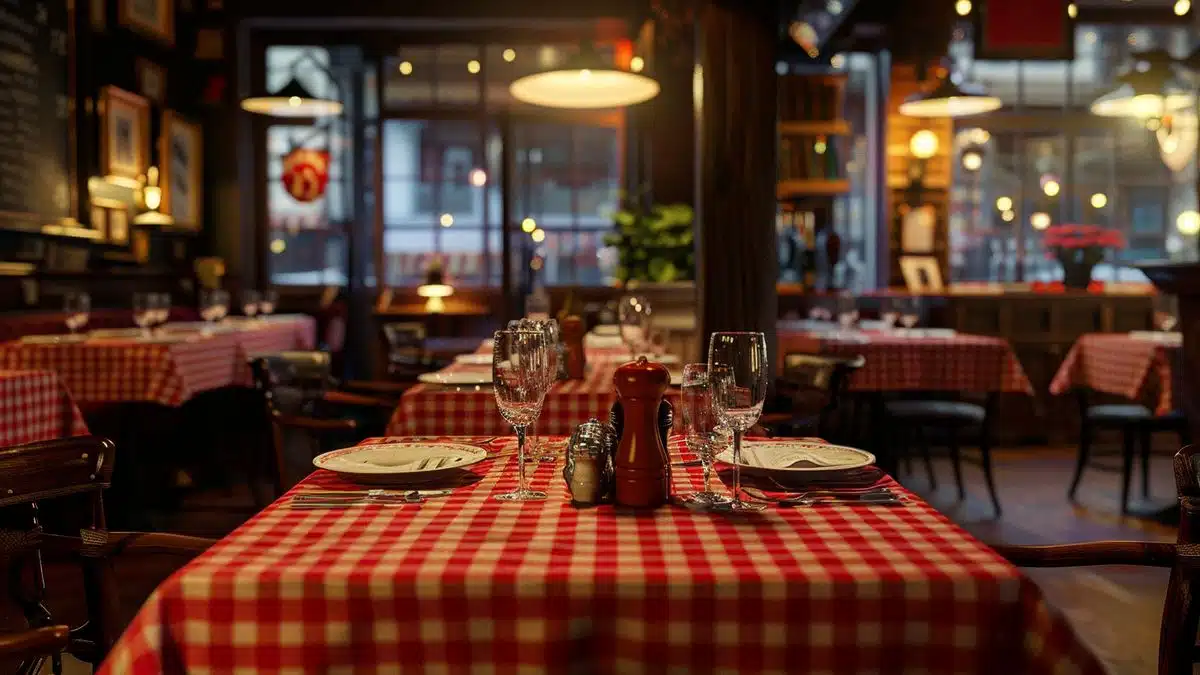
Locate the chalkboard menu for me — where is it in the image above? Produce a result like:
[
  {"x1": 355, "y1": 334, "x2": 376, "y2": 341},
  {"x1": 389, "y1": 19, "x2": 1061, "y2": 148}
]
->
[{"x1": 0, "y1": 0, "x2": 73, "y2": 230}]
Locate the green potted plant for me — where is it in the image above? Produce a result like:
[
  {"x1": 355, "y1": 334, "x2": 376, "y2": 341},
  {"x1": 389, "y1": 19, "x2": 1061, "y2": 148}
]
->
[{"x1": 603, "y1": 192, "x2": 695, "y2": 285}]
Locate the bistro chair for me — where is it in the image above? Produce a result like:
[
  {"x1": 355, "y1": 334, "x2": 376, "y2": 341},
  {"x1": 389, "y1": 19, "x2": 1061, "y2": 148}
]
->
[
  {"x1": 1067, "y1": 389, "x2": 1192, "y2": 515},
  {"x1": 760, "y1": 353, "x2": 864, "y2": 441},
  {"x1": 992, "y1": 443, "x2": 1200, "y2": 675},
  {"x1": 382, "y1": 322, "x2": 436, "y2": 380},
  {"x1": 0, "y1": 436, "x2": 213, "y2": 672},
  {"x1": 885, "y1": 392, "x2": 1002, "y2": 517}
]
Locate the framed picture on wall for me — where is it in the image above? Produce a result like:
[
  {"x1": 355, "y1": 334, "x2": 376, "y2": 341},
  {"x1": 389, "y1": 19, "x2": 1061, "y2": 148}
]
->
[
  {"x1": 99, "y1": 86, "x2": 150, "y2": 184},
  {"x1": 899, "y1": 255, "x2": 944, "y2": 293},
  {"x1": 119, "y1": 0, "x2": 173, "y2": 45},
  {"x1": 160, "y1": 111, "x2": 203, "y2": 230},
  {"x1": 136, "y1": 58, "x2": 166, "y2": 103}
]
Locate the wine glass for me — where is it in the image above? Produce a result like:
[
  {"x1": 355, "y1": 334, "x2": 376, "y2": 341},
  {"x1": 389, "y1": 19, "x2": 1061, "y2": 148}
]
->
[
  {"x1": 213, "y1": 290, "x2": 230, "y2": 322},
  {"x1": 880, "y1": 298, "x2": 899, "y2": 330},
  {"x1": 260, "y1": 289, "x2": 279, "y2": 319},
  {"x1": 836, "y1": 294, "x2": 859, "y2": 333},
  {"x1": 200, "y1": 290, "x2": 223, "y2": 334},
  {"x1": 154, "y1": 293, "x2": 172, "y2": 330},
  {"x1": 679, "y1": 363, "x2": 734, "y2": 508},
  {"x1": 899, "y1": 297, "x2": 922, "y2": 333},
  {"x1": 1154, "y1": 294, "x2": 1179, "y2": 334},
  {"x1": 64, "y1": 292, "x2": 90, "y2": 335},
  {"x1": 516, "y1": 318, "x2": 560, "y2": 463},
  {"x1": 618, "y1": 294, "x2": 652, "y2": 359},
  {"x1": 132, "y1": 293, "x2": 154, "y2": 338},
  {"x1": 242, "y1": 290, "x2": 260, "y2": 318},
  {"x1": 492, "y1": 329, "x2": 550, "y2": 502},
  {"x1": 707, "y1": 331, "x2": 769, "y2": 512}
]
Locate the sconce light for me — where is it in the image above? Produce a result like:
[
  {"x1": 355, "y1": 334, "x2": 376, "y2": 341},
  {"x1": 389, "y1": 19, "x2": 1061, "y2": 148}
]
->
[{"x1": 133, "y1": 166, "x2": 174, "y2": 226}]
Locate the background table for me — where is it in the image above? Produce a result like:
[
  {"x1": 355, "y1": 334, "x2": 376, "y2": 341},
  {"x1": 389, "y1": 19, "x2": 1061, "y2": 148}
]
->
[
  {"x1": 102, "y1": 435, "x2": 1102, "y2": 675},
  {"x1": 1050, "y1": 333, "x2": 1182, "y2": 415},
  {"x1": 779, "y1": 328, "x2": 1035, "y2": 394},
  {"x1": 0, "y1": 317, "x2": 316, "y2": 407},
  {"x1": 0, "y1": 370, "x2": 88, "y2": 447}
]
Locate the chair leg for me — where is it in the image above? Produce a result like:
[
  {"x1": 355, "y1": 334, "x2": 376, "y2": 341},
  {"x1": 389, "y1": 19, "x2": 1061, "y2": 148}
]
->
[
  {"x1": 947, "y1": 427, "x2": 965, "y2": 501},
  {"x1": 917, "y1": 427, "x2": 937, "y2": 490},
  {"x1": 979, "y1": 426, "x2": 1002, "y2": 518},
  {"x1": 1120, "y1": 427, "x2": 1136, "y2": 515},
  {"x1": 1139, "y1": 425, "x2": 1152, "y2": 500},
  {"x1": 1067, "y1": 417, "x2": 1093, "y2": 502}
]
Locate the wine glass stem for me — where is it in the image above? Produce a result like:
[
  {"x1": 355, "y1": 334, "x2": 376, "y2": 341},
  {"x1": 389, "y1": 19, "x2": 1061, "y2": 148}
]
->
[
  {"x1": 702, "y1": 458, "x2": 713, "y2": 494},
  {"x1": 515, "y1": 425, "x2": 529, "y2": 493},
  {"x1": 732, "y1": 430, "x2": 744, "y2": 507}
]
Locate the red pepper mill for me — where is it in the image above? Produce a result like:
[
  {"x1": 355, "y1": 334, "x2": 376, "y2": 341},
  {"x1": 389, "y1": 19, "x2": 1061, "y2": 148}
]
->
[
  {"x1": 612, "y1": 356, "x2": 671, "y2": 508},
  {"x1": 561, "y1": 316, "x2": 587, "y2": 380}
]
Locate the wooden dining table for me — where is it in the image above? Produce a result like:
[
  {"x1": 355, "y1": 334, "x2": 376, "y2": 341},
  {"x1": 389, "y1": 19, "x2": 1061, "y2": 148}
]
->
[{"x1": 100, "y1": 435, "x2": 1104, "y2": 674}]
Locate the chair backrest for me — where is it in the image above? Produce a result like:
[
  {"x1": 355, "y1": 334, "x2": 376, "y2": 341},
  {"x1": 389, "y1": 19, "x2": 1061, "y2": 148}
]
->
[
  {"x1": 779, "y1": 353, "x2": 864, "y2": 437},
  {"x1": 383, "y1": 322, "x2": 426, "y2": 364},
  {"x1": 0, "y1": 436, "x2": 115, "y2": 512},
  {"x1": 250, "y1": 351, "x2": 334, "y2": 414}
]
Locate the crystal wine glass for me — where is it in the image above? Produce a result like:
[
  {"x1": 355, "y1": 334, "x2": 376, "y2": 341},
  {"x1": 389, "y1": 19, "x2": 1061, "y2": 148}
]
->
[
  {"x1": 260, "y1": 289, "x2": 279, "y2": 319},
  {"x1": 154, "y1": 293, "x2": 172, "y2": 330},
  {"x1": 899, "y1": 297, "x2": 922, "y2": 332},
  {"x1": 133, "y1": 293, "x2": 154, "y2": 338},
  {"x1": 1154, "y1": 294, "x2": 1179, "y2": 334},
  {"x1": 618, "y1": 294, "x2": 652, "y2": 359},
  {"x1": 679, "y1": 363, "x2": 733, "y2": 508},
  {"x1": 64, "y1": 292, "x2": 90, "y2": 335},
  {"x1": 242, "y1": 290, "x2": 260, "y2": 318},
  {"x1": 707, "y1": 331, "x2": 769, "y2": 512},
  {"x1": 516, "y1": 318, "x2": 560, "y2": 463},
  {"x1": 880, "y1": 298, "x2": 899, "y2": 330},
  {"x1": 492, "y1": 329, "x2": 550, "y2": 502},
  {"x1": 213, "y1": 290, "x2": 230, "y2": 322},
  {"x1": 836, "y1": 294, "x2": 859, "y2": 333}
]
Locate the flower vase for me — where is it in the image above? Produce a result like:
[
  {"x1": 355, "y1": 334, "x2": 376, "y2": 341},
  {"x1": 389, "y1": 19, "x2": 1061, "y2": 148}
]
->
[{"x1": 1056, "y1": 247, "x2": 1100, "y2": 290}]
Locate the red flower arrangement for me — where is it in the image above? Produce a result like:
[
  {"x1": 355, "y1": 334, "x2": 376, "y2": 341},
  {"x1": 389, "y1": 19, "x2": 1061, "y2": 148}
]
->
[{"x1": 1042, "y1": 224, "x2": 1126, "y2": 250}]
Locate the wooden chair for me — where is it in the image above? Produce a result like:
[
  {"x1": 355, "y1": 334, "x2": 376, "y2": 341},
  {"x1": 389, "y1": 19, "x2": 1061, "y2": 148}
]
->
[
  {"x1": 760, "y1": 353, "x2": 864, "y2": 441},
  {"x1": 886, "y1": 392, "x2": 1002, "y2": 517},
  {"x1": 382, "y1": 322, "x2": 437, "y2": 380},
  {"x1": 0, "y1": 436, "x2": 213, "y2": 672},
  {"x1": 1068, "y1": 389, "x2": 1192, "y2": 514},
  {"x1": 992, "y1": 443, "x2": 1200, "y2": 675}
]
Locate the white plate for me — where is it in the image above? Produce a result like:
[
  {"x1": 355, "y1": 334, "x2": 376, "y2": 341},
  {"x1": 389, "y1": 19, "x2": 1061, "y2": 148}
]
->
[
  {"x1": 592, "y1": 325, "x2": 620, "y2": 336},
  {"x1": 454, "y1": 353, "x2": 493, "y2": 365},
  {"x1": 417, "y1": 370, "x2": 493, "y2": 385},
  {"x1": 716, "y1": 440, "x2": 874, "y2": 477},
  {"x1": 584, "y1": 334, "x2": 625, "y2": 348},
  {"x1": 670, "y1": 372, "x2": 682, "y2": 387},
  {"x1": 19, "y1": 334, "x2": 88, "y2": 345},
  {"x1": 313, "y1": 442, "x2": 487, "y2": 485}
]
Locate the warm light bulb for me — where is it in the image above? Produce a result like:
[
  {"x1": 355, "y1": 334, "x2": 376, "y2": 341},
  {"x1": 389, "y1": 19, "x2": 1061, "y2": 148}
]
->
[
  {"x1": 1031, "y1": 212, "x2": 1052, "y2": 230},
  {"x1": 961, "y1": 150, "x2": 983, "y2": 171},
  {"x1": 1042, "y1": 180, "x2": 1060, "y2": 197},
  {"x1": 469, "y1": 168, "x2": 487, "y2": 187},
  {"x1": 955, "y1": 0, "x2": 972, "y2": 16},
  {"x1": 1178, "y1": 210, "x2": 1200, "y2": 235},
  {"x1": 1001, "y1": 210, "x2": 1015, "y2": 222},
  {"x1": 1175, "y1": 0, "x2": 1191, "y2": 15},
  {"x1": 399, "y1": 61, "x2": 413, "y2": 75},
  {"x1": 909, "y1": 129, "x2": 939, "y2": 159},
  {"x1": 467, "y1": 60, "x2": 481, "y2": 74},
  {"x1": 439, "y1": 213, "x2": 454, "y2": 227},
  {"x1": 143, "y1": 185, "x2": 162, "y2": 211},
  {"x1": 270, "y1": 238, "x2": 286, "y2": 254},
  {"x1": 1091, "y1": 193, "x2": 1108, "y2": 209},
  {"x1": 996, "y1": 196, "x2": 1013, "y2": 212},
  {"x1": 814, "y1": 139, "x2": 827, "y2": 154},
  {"x1": 630, "y1": 56, "x2": 645, "y2": 73},
  {"x1": 288, "y1": 96, "x2": 302, "y2": 107},
  {"x1": 531, "y1": 228, "x2": 546, "y2": 243},
  {"x1": 502, "y1": 48, "x2": 516, "y2": 62},
  {"x1": 521, "y1": 217, "x2": 536, "y2": 233},
  {"x1": 1068, "y1": 2, "x2": 1077, "y2": 18}
]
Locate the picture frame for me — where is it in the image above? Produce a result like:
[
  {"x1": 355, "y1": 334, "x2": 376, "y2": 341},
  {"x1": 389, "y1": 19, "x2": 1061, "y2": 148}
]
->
[
  {"x1": 136, "y1": 58, "x2": 166, "y2": 104},
  {"x1": 90, "y1": 198, "x2": 131, "y2": 245},
  {"x1": 99, "y1": 86, "x2": 150, "y2": 184},
  {"x1": 119, "y1": 0, "x2": 174, "y2": 45},
  {"x1": 899, "y1": 255, "x2": 944, "y2": 293},
  {"x1": 160, "y1": 111, "x2": 203, "y2": 230}
]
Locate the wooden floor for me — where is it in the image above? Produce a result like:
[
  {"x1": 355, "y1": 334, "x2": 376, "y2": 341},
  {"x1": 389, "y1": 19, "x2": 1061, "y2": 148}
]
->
[{"x1": 23, "y1": 434, "x2": 1191, "y2": 674}]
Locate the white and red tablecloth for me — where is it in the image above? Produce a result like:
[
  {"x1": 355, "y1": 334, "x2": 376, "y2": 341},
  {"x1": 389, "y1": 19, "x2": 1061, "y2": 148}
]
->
[
  {"x1": 0, "y1": 317, "x2": 317, "y2": 407},
  {"x1": 778, "y1": 329, "x2": 1035, "y2": 394},
  {"x1": 389, "y1": 357, "x2": 682, "y2": 437},
  {"x1": 102, "y1": 435, "x2": 1103, "y2": 674},
  {"x1": 1049, "y1": 333, "x2": 1182, "y2": 415},
  {"x1": 0, "y1": 369, "x2": 88, "y2": 448}
]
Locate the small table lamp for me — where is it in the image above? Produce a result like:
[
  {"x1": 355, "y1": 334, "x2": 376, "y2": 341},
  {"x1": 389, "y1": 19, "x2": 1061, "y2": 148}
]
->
[{"x1": 417, "y1": 258, "x2": 453, "y2": 314}]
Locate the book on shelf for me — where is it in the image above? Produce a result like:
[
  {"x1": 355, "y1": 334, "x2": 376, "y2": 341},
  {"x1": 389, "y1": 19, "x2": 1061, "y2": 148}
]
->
[{"x1": 779, "y1": 135, "x2": 843, "y2": 182}]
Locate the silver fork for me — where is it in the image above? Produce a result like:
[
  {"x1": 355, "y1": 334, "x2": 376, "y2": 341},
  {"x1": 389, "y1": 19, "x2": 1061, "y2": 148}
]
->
[{"x1": 742, "y1": 487, "x2": 904, "y2": 507}]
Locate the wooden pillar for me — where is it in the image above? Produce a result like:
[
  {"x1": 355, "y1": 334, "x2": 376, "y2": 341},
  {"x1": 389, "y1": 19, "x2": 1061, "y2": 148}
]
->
[
  {"x1": 696, "y1": 0, "x2": 778, "y2": 362},
  {"x1": 646, "y1": 19, "x2": 696, "y2": 206}
]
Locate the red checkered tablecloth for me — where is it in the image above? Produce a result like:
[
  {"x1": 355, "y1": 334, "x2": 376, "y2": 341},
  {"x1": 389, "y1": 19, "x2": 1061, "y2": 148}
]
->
[
  {"x1": 389, "y1": 360, "x2": 682, "y2": 436},
  {"x1": 0, "y1": 370, "x2": 88, "y2": 447},
  {"x1": 779, "y1": 330, "x2": 1035, "y2": 394},
  {"x1": 101, "y1": 435, "x2": 1103, "y2": 675},
  {"x1": 1049, "y1": 333, "x2": 1182, "y2": 415},
  {"x1": 0, "y1": 317, "x2": 317, "y2": 407}
]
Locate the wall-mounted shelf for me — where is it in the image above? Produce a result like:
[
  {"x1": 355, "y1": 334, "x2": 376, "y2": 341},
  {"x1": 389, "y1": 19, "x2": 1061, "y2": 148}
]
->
[
  {"x1": 777, "y1": 179, "x2": 852, "y2": 199},
  {"x1": 779, "y1": 120, "x2": 852, "y2": 136}
]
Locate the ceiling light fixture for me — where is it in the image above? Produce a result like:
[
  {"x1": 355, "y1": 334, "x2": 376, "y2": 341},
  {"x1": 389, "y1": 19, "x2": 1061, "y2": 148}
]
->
[
  {"x1": 509, "y1": 43, "x2": 659, "y2": 109},
  {"x1": 241, "y1": 50, "x2": 344, "y2": 117},
  {"x1": 899, "y1": 64, "x2": 1002, "y2": 118}
]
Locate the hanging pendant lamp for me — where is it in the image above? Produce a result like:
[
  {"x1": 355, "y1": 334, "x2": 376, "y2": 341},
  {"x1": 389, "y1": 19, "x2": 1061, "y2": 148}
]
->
[
  {"x1": 509, "y1": 43, "x2": 660, "y2": 109},
  {"x1": 242, "y1": 76, "x2": 344, "y2": 117},
  {"x1": 899, "y1": 76, "x2": 1002, "y2": 118},
  {"x1": 1089, "y1": 50, "x2": 1193, "y2": 119}
]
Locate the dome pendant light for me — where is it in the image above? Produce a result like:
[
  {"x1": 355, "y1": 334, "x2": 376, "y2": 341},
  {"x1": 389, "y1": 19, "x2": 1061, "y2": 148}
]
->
[
  {"x1": 899, "y1": 76, "x2": 1002, "y2": 118},
  {"x1": 1089, "y1": 50, "x2": 1194, "y2": 119},
  {"x1": 242, "y1": 77, "x2": 344, "y2": 117},
  {"x1": 509, "y1": 43, "x2": 660, "y2": 109}
]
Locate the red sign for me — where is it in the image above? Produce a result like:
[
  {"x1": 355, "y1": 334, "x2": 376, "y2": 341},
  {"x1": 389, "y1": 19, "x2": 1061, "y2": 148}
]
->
[
  {"x1": 976, "y1": 0, "x2": 1072, "y2": 60},
  {"x1": 281, "y1": 148, "x2": 330, "y2": 203}
]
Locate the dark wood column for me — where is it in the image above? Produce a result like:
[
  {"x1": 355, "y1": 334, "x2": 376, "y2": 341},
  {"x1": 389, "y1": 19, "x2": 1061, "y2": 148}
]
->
[
  {"x1": 647, "y1": 18, "x2": 696, "y2": 206},
  {"x1": 696, "y1": 0, "x2": 779, "y2": 361}
]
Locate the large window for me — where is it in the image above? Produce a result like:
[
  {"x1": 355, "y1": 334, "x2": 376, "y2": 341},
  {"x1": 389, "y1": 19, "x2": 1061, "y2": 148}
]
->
[{"x1": 948, "y1": 24, "x2": 1197, "y2": 283}]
